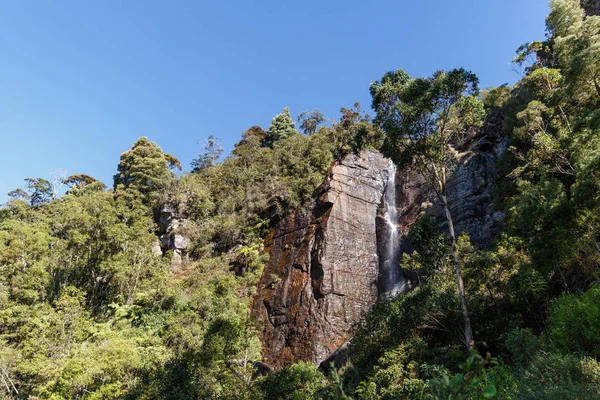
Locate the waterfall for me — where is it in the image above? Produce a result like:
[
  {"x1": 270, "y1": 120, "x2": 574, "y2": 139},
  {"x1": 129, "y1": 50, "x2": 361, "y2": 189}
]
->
[{"x1": 381, "y1": 161, "x2": 403, "y2": 298}]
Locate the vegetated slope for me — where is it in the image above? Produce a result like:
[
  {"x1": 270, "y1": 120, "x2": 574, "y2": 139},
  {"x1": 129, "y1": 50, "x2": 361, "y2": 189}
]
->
[{"x1": 1, "y1": 1, "x2": 600, "y2": 398}]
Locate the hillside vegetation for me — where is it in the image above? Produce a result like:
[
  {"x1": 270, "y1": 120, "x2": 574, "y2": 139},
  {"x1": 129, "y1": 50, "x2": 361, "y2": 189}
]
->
[{"x1": 1, "y1": 1, "x2": 600, "y2": 398}]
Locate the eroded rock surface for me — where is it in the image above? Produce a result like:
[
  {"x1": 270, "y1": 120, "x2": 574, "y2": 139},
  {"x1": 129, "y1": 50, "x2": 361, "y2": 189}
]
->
[
  {"x1": 252, "y1": 150, "x2": 392, "y2": 368},
  {"x1": 155, "y1": 203, "x2": 190, "y2": 269},
  {"x1": 435, "y1": 127, "x2": 509, "y2": 249}
]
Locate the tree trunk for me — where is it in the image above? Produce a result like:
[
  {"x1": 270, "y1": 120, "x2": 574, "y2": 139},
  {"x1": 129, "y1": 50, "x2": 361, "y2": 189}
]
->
[{"x1": 442, "y1": 195, "x2": 475, "y2": 350}]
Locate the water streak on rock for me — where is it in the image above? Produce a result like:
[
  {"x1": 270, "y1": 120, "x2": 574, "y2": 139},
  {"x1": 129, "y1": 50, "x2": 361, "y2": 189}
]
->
[{"x1": 380, "y1": 161, "x2": 403, "y2": 298}]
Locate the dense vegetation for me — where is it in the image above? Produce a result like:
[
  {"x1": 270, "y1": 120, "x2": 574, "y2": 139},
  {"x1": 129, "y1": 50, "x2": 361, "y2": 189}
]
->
[{"x1": 1, "y1": 0, "x2": 599, "y2": 398}]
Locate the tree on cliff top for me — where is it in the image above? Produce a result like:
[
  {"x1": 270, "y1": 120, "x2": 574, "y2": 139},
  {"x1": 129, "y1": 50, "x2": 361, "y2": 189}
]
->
[
  {"x1": 297, "y1": 109, "x2": 326, "y2": 135},
  {"x1": 370, "y1": 68, "x2": 485, "y2": 350},
  {"x1": 113, "y1": 137, "x2": 178, "y2": 204},
  {"x1": 264, "y1": 107, "x2": 298, "y2": 146},
  {"x1": 191, "y1": 135, "x2": 224, "y2": 173}
]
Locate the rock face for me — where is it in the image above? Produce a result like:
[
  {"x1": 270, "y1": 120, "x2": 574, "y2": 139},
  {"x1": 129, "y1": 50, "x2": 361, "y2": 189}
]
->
[
  {"x1": 581, "y1": 0, "x2": 600, "y2": 16},
  {"x1": 436, "y1": 124, "x2": 508, "y2": 249},
  {"x1": 251, "y1": 150, "x2": 393, "y2": 369},
  {"x1": 387, "y1": 115, "x2": 508, "y2": 256},
  {"x1": 253, "y1": 124, "x2": 509, "y2": 369},
  {"x1": 155, "y1": 203, "x2": 190, "y2": 269}
]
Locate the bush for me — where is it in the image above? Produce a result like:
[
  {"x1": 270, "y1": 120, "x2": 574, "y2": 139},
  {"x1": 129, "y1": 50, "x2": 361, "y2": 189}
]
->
[
  {"x1": 505, "y1": 328, "x2": 540, "y2": 365},
  {"x1": 547, "y1": 287, "x2": 600, "y2": 357},
  {"x1": 353, "y1": 339, "x2": 430, "y2": 400},
  {"x1": 256, "y1": 361, "x2": 326, "y2": 400},
  {"x1": 515, "y1": 352, "x2": 600, "y2": 399}
]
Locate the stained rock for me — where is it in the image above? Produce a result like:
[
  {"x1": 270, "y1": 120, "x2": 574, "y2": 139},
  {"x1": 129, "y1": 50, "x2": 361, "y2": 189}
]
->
[{"x1": 252, "y1": 150, "x2": 392, "y2": 368}]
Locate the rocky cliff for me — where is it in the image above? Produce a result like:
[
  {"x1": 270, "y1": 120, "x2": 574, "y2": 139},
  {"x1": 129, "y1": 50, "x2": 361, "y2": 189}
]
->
[
  {"x1": 252, "y1": 123, "x2": 509, "y2": 369},
  {"x1": 251, "y1": 150, "x2": 393, "y2": 369},
  {"x1": 155, "y1": 203, "x2": 190, "y2": 270},
  {"x1": 582, "y1": 0, "x2": 600, "y2": 16}
]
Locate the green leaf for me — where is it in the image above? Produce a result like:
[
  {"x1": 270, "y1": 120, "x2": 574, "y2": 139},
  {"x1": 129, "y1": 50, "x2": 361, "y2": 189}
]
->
[{"x1": 483, "y1": 384, "x2": 497, "y2": 398}]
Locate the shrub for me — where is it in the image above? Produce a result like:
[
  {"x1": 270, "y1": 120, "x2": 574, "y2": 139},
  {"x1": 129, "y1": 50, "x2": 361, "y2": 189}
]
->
[
  {"x1": 516, "y1": 352, "x2": 600, "y2": 399},
  {"x1": 257, "y1": 361, "x2": 326, "y2": 400},
  {"x1": 505, "y1": 327, "x2": 540, "y2": 365},
  {"x1": 547, "y1": 287, "x2": 600, "y2": 357}
]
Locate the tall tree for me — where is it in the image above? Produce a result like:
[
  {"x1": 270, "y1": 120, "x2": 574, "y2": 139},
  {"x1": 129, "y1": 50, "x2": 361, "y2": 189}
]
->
[
  {"x1": 24, "y1": 178, "x2": 53, "y2": 207},
  {"x1": 191, "y1": 135, "x2": 224, "y2": 173},
  {"x1": 264, "y1": 107, "x2": 298, "y2": 146},
  {"x1": 370, "y1": 68, "x2": 485, "y2": 349},
  {"x1": 113, "y1": 137, "x2": 176, "y2": 204},
  {"x1": 548, "y1": 0, "x2": 600, "y2": 106},
  {"x1": 63, "y1": 174, "x2": 107, "y2": 196},
  {"x1": 297, "y1": 109, "x2": 326, "y2": 135}
]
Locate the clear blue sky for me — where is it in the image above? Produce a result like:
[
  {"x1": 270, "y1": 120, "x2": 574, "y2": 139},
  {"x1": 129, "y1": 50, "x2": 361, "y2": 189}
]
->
[{"x1": 0, "y1": 1, "x2": 549, "y2": 202}]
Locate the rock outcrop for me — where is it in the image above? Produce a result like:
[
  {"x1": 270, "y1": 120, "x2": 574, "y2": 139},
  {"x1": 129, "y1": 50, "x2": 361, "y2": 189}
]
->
[
  {"x1": 435, "y1": 123, "x2": 508, "y2": 249},
  {"x1": 582, "y1": 0, "x2": 600, "y2": 16},
  {"x1": 253, "y1": 124, "x2": 509, "y2": 369},
  {"x1": 155, "y1": 203, "x2": 190, "y2": 269},
  {"x1": 251, "y1": 150, "x2": 393, "y2": 369}
]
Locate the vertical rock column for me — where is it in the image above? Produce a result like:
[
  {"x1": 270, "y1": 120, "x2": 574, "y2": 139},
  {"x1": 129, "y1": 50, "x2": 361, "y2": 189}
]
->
[
  {"x1": 252, "y1": 150, "x2": 393, "y2": 369},
  {"x1": 156, "y1": 203, "x2": 190, "y2": 269}
]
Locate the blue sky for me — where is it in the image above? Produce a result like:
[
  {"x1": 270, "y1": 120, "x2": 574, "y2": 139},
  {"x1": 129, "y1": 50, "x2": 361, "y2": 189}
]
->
[{"x1": 0, "y1": 1, "x2": 549, "y2": 202}]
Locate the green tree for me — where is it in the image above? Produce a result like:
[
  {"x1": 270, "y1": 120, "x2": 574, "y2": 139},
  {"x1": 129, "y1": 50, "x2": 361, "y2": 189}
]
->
[
  {"x1": 371, "y1": 68, "x2": 484, "y2": 349},
  {"x1": 113, "y1": 137, "x2": 176, "y2": 204},
  {"x1": 257, "y1": 361, "x2": 326, "y2": 400},
  {"x1": 297, "y1": 109, "x2": 326, "y2": 135},
  {"x1": 264, "y1": 107, "x2": 298, "y2": 146},
  {"x1": 191, "y1": 135, "x2": 224, "y2": 173},
  {"x1": 549, "y1": 0, "x2": 600, "y2": 104},
  {"x1": 25, "y1": 178, "x2": 53, "y2": 207},
  {"x1": 63, "y1": 174, "x2": 107, "y2": 196}
]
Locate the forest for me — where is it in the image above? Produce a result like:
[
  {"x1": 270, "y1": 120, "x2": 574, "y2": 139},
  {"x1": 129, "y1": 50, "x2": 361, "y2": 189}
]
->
[{"x1": 1, "y1": 0, "x2": 600, "y2": 398}]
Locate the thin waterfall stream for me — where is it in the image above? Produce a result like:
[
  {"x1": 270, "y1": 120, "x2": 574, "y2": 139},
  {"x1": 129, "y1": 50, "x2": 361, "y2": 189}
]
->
[{"x1": 381, "y1": 161, "x2": 403, "y2": 298}]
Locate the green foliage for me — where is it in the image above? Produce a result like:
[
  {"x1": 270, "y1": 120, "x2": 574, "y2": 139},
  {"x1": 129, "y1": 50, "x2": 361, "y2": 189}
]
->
[
  {"x1": 113, "y1": 137, "x2": 176, "y2": 205},
  {"x1": 257, "y1": 361, "x2": 326, "y2": 400},
  {"x1": 547, "y1": 287, "x2": 600, "y2": 357},
  {"x1": 8, "y1": 177, "x2": 56, "y2": 207},
  {"x1": 1, "y1": 2, "x2": 600, "y2": 398},
  {"x1": 371, "y1": 68, "x2": 483, "y2": 172},
  {"x1": 504, "y1": 328, "x2": 540, "y2": 366},
  {"x1": 25, "y1": 178, "x2": 54, "y2": 207},
  {"x1": 298, "y1": 109, "x2": 327, "y2": 135},
  {"x1": 515, "y1": 352, "x2": 600, "y2": 399},
  {"x1": 264, "y1": 107, "x2": 298, "y2": 146},
  {"x1": 354, "y1": 339, "x2": 430, "y2": 399},
  {"x1": 429, "y1": 353, "x2": 499, "y2": 400},
  {"x1": 191, "y1": 135, "x2": 224, "y2": 173},
  {"x1": 402, "y1": 216, "x2": 450, "y2": 284},
  {"x1": 63, "y1": 174, "x2": 107, "y2": 196}
]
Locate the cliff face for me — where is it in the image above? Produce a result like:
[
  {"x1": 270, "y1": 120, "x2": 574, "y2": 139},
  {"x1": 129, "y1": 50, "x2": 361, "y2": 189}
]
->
[
  {"x1": 435, "y1": 131, "x2": 508, "y2": 249},
  {"x1": 251, "y1": 150, "x2": 392, "y2": 369},
  {"x1": 253, "y1": 126, "x2": 508, "y2": 369},
  {"x1": 155, "y1": 203, "x2": 190, "y2": 270},
  {"x1": 581, "y1": 0, "x2": 600, "y2": 16}
]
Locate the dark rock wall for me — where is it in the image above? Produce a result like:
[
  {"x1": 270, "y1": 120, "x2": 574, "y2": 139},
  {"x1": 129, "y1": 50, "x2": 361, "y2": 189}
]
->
[{"x1": 581, "y1": 0, "x2": 600, "y2": 16}]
